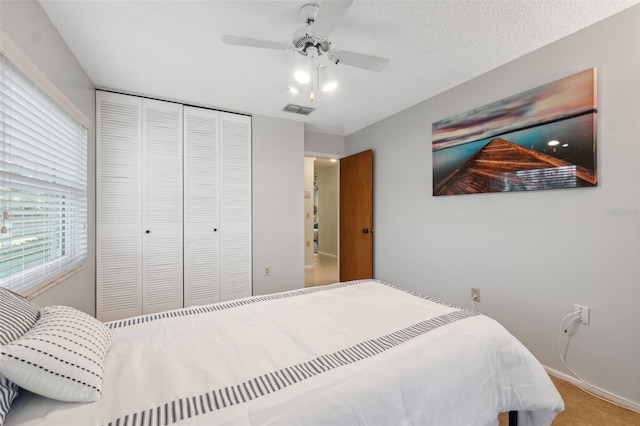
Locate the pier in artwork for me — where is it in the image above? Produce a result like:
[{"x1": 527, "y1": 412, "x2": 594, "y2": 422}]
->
[{"x1": 433, "y1": 138, "x2": 596, "y2": 196}]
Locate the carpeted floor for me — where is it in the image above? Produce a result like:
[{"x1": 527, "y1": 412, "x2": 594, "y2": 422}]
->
[{"x1": 498, "y1": 375, "x2": 640, "y2": 425}]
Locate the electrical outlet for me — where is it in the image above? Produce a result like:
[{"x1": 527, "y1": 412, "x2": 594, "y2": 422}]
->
[
  {"x1": 264, "y1": 266, "x2": 271, "y2": 276},
  {"x1": 471, "y1": 287, "x2": 481, "y2": 302},
  {"x1": 574, "y1": 304, "x2": 589, "y2": 324}
]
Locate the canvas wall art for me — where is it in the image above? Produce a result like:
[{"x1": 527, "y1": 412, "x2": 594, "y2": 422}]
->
[{"x1": 432, "y1": 68, "x2": 597, "y2": 196}]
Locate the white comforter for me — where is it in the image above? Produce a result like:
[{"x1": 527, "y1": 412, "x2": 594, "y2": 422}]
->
[{"x1": 6, "y1": 280, "x2": 563, "y2": 426}]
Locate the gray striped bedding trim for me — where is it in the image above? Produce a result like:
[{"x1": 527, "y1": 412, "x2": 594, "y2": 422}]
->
[
  {"x1": 106, "y1": 280, "x2": 370, "y2": 329},
  {"x1": 106, "y1": 279, "x2": 469, "y2": 330},
  {"x1": 104, "y1": 309, "x2": 478, "y2": 426},
  {"x1": 380, "y1": 281, "x2": 471, "y2": 311}
]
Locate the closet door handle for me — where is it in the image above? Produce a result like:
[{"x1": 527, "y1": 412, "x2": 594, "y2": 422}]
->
[
  {"x1": 213, "y1": 228, "x2": 218, "y2": 232},
  {"x1": 145, "y1": 230, "x2": 151, "y2": 234}
]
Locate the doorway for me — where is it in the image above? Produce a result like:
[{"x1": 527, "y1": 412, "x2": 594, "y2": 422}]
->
[{"x1": 304, "y1": 156, "x2": 339, "y2": 287}]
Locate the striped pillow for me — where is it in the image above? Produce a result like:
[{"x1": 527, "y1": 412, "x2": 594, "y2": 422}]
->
[
  {"x1": 0, "y1": 376, "x2": 18, "y2": 426},
  {"x1": 0, "y1": 305, "x2": 112, "y2": 403},
  {"x1": 0, "y1": 288, "x2": 40, "y2": 425}
]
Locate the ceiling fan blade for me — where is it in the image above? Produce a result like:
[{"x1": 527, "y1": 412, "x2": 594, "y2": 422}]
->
[
  {"x1": 221, "y1": 35, "x2": 289, "y2": 51},
  {"x1": 313, "y1": 0, "x2": 354, "y2": 39},
  {"x1": 333, "y1": 50, "x2": 389, "y2": 72}
]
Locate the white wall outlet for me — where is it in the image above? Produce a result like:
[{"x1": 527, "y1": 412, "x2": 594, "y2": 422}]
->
[
  {"x1": 574, "y1": 304, "x2": 590, "y2": 324},
  {"x1": 264, "y1": 266, "x2": 271, "y2": 276},
  {"x1": 471, "y1": 287, "x2": 481, "y2": 302}
]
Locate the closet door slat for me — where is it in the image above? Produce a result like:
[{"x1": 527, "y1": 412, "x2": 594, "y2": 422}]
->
[
  {"x1": 183, "y1": 106, "x2": 221, "y2": 307},
  {"x1": 96, "y1": 92, "x2": 143, "y2": 321},
  {"x1": 220, "y1": 112, "x2": 252, "y2": 301},
  {"x1": 142, "y1": 99, "x2": 184, "y2": 314}
]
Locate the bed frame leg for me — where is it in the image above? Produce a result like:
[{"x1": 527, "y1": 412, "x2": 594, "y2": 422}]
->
[{"x1": 508, "y1": 410, "x2": 518, "y2": 426}]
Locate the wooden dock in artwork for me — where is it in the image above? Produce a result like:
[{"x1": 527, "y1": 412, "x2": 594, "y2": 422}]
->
[{"x1": 434, "y1": 138, "x2": 596, "y2": 195}]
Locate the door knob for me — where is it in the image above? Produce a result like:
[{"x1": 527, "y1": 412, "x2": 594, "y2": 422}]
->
[
  {"x1": 362, "y1": 228, "x2": 370, "y2": 234},
  {"x1": 145, "y1": 230, "x2": 150, "y2": 234}
]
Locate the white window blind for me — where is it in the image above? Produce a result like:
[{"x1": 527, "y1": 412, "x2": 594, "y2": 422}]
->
[{"x1": 0, "y1": 53, "x2": 88, "y2": 294}]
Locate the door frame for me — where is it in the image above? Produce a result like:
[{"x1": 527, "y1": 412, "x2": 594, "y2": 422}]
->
[{"x1": 303, "y1": 154, "x2": 342, "y2": 283}]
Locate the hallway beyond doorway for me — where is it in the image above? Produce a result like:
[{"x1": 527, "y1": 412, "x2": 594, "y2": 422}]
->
[{"x1": 304, "y1": 253, "x2": 338, "y2": 287}]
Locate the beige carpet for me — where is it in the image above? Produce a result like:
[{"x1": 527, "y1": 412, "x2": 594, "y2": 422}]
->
[
  {"x1": 498, "y1": 375, "x2": 640, "y2": 425},
  {"x1": 304, "y1": 252, "x2": 338, "y2": 287}
]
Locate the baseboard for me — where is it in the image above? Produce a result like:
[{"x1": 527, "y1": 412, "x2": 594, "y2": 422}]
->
[
  {"x1": 317, "y1": 251, "x2": 338, "y2": 258},
  {"x1": 544, "y1": 365, "x2": 640, "y2": 413}
]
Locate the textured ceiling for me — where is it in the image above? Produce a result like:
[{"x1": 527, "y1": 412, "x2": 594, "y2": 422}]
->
[{"x1": 40, "y1": 0, "x2": 639, "y2": 136}]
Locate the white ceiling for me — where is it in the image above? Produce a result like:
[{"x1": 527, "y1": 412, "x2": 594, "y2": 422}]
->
[{"x1": 40, "y1": 0, "x2": 639, "y2": 137}]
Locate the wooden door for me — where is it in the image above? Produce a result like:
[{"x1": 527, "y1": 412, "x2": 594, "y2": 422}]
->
[{"x1": 340, "y1": 149, "x2": 373, "y2": 281}]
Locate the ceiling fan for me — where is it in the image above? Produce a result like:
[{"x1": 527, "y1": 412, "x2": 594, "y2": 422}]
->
[{"x1": 221, "y1": 1, "x2": 389, "y2": 73}]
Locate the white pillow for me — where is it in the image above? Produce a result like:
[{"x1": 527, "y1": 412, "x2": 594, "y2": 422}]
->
[
  {"x1": 0, "y1": 305, "x2": 112, "y2": 403},
  {"x1": 0, "y1": 287, "x2": 41, "y2": 424}
]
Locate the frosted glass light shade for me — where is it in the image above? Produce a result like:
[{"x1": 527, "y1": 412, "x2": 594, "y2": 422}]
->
[{"x1": 294, "y1": 70, "x2": 310, "y2": 84}]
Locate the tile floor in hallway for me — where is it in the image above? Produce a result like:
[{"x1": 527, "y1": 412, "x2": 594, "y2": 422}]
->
[{"x1": 305, "y1": 252, "x2": 339, "y2": 287}]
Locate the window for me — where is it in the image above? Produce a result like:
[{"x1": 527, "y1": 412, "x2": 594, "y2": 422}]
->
[{"x1": 0, "y1": 53, "x2": 88, "y2": 294}]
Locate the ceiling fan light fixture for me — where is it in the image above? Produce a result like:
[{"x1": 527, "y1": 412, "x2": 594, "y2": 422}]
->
[{"x1": 294, "y1": 70, "x2": 311, "y2": 84}]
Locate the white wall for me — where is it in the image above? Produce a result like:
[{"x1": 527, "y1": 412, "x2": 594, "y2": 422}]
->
[
  {"x1": 1, "y1": 0, "x2": 96, "y2": 315},
  {"x1": 346, "y1": 6, "x2": 640, "y2": 407},
  {"x1": 316, "y1": 165, "x2": 339, "y2": 256},
  {"x1": 305, "y1": 131, "x2": 345, "y2": 158},
  {"x1": 1, "y1": 1, "x2": 307, "y2": 312},
  {"x1": 252, "y1": 115, "x2": 305, "y2": 295}
]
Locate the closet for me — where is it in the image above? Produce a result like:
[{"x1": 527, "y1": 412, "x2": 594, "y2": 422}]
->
[{"x1": 96, "y1": 91, "x2": 251, "y2": 321}]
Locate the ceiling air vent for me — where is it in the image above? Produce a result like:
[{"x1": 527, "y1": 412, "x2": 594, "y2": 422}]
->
[{"x1": 283, "y1": 104, "x2": 315, "y2": 116}]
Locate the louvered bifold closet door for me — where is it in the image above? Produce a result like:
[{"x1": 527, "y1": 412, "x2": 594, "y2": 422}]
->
[
  {"x1": 220, "y1": 112, "x2": 252, "y2": 301},
  {"x1": 142, "y1": 99, "x2": 184, "y2": 314},
  {"x1": 183, "y1": 106, "x2": 220, "y2": 307},
  {"x1": 96, "y1": 92, "x2": 143, "y2": 321}
]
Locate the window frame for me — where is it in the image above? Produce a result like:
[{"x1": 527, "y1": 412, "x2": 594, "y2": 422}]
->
[{"x1": 0, "y1": 32, "x2": 91, "y2": 297}]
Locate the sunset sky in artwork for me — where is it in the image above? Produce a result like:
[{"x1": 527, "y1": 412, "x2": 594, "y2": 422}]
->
[{"x1": 432, "y1": 68, "x2": 597, "y2": 151}]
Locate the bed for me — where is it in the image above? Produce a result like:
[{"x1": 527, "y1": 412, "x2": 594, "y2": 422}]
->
[{"x1": 2, "y1": 279, "x2": 563, "y2": 425}]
